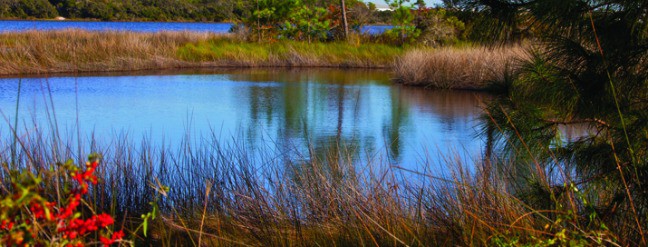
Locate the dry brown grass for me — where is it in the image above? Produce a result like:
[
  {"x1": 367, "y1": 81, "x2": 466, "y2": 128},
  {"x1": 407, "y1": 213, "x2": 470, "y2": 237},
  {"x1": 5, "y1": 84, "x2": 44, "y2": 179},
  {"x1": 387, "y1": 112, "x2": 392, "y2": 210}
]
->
[
  {"x1": 393, "y1": 45, "x2": 529, "y2": 90},
  {"x1": 0, "y1": 29, "x2": 222, "y2": 75},
  {"x1": 0, "y1": 30, "x2": 401, "y2": 76}
]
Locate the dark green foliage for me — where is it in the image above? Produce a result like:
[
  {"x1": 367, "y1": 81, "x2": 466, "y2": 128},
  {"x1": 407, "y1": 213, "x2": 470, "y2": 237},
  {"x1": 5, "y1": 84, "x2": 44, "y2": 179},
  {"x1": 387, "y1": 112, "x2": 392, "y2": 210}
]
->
[
  {"x1": 241, "y1": 0, "x2": 372, "y2": 42},
  {"x1": 479, "y1": 0, "x2": 648, "y2": 244},
  {"x1": 0, "y1": 0, "x2": 57, "y2": 18},
  {"x1": 384, "y1": 0, "x2": 420, "y2": 45},
  {"x1": 0, "y1": 0, "x2": 254, "y2": 21}
]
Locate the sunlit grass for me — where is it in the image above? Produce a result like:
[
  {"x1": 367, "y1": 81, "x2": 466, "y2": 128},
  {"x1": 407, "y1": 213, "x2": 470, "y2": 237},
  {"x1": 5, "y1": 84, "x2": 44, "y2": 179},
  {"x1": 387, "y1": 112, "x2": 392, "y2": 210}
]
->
[
  {"x1": 0, "y1": 30, "x2": 402, "y2": 76},
  {"x1": 0, "y1": 29, "x2": 215, "y2": 75},
  {"x1": 393, "y1": 45, "x2": 529, "y2": 90},
  {"x1": 0, "y1": 30, "x2": 529, "y2": 91},
  {"x1": 177, "y1": 39, "x2": 402, "y2": 68}
]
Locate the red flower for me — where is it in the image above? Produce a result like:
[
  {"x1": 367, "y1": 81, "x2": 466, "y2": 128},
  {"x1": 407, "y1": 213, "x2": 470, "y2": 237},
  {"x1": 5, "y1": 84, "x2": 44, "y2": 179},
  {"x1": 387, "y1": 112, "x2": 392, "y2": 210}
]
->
[
  {"x1": 100, "y1": 230, "x2": 124, "y2": 246},
  {"x1": 0, "y1": 220, "x2": 14, "y2": 231},
  {"x1": 30, "y1": 201, "x2": 55, "y2": 220},
  {"x1": 96, "y1": 214, "x2": 115, "y2": 228},
  {"x1": 57, "y1": 194, "x2": 82, "y2": 220}
]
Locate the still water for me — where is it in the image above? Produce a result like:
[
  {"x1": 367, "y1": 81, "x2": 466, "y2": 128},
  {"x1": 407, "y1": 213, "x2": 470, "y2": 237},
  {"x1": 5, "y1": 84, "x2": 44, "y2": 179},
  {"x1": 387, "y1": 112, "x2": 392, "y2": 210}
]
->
[
  {"x1": 0, "y1": 20, "x2": 233, "y2": 33},
  {"x1": 0, "y1": 20, "x2": 390, "y2": 34},
  {"x1": 0, "y1": 69, "x2": 487, "y2": 168}
]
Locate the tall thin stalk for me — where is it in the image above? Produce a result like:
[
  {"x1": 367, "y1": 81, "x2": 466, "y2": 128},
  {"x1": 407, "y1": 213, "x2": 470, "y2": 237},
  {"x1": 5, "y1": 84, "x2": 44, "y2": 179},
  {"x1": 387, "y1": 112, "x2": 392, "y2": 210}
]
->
[
  {"x1": 588, "y1": 11, "x2": 645, "y2": 244},
  {"x1": 10, "y1": 78, "x2": 21, "y2": 169}
]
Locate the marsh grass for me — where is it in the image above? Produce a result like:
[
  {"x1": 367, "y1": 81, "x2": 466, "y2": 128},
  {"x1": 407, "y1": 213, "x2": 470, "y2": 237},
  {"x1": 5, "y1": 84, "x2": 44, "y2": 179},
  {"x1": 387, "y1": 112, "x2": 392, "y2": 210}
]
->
[
  {"x1": 393, "y1": 46, "x2": 529, "y2": 90},
  {"x1": 0, "y1": 30, "x2": 216, "y2": 75},
  {"x1": 0, "y1": 73, "x2": 628, "y2": 245},
  {"x1": 0, "y1": 30, "x2": 527, "y2": 90},
  {"x1": 176, "y1": 39, "x2": 402, "y2": 68},
  {"x1": 0, "y1": 34, "x2": 637, "y2": 244},
  {"x1": 1, "y1": 113, "x2": 629, "y2": 246},
  {"x1": 0, "y1": 30, "x2": 402, "y2": 76}
]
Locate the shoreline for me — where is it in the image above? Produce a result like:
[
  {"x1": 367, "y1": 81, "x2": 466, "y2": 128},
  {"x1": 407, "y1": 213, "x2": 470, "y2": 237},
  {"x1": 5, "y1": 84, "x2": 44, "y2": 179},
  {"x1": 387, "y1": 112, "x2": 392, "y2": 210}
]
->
[
  {"x1": 0, "y1": 29, "x2": 524, "y2": 91},
  {"x1": 0, "y1": 18, "x2": 394, "y2": 25},
  {"x1": 0, "y1": 66, "x2": 392, "y2": 79},
  {"x1": 0, "y1": 30, "x2": 398, "y2": 73}
]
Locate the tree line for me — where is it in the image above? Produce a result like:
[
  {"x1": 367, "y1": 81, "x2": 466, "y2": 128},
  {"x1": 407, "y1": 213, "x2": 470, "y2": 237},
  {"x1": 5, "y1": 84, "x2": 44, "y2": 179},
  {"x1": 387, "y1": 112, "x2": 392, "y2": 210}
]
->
[
  {"x1": 0, "y1": 0, "x2": 253, "y2": 21},
  {"x1": 0, "y1": 0, "x2": 471, "y2": 46},
  {"x1": 0, "y1": 0, "x2": 398, "y2": 23},
  {"x1": 236, "y1": 0, "x2": 467, "y2": 45}
]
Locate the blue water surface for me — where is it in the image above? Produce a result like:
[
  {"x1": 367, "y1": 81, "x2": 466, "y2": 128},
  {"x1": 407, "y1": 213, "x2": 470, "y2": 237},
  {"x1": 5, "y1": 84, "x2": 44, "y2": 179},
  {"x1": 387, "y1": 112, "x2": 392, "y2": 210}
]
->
[
  {"x1": 0, "y1": 69, "x2": 486, "y2": 170},
  {"x1": 0, "y1": 20, "x2": 391, "y2": 34},
  {"x1": 0, "y1": 20, "x2": 233, "y2": 33}
]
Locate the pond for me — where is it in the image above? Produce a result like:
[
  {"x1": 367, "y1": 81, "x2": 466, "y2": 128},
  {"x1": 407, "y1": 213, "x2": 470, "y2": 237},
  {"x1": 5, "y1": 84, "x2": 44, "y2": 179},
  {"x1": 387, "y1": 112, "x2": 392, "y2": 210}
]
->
[
  {"x1": 0, "y1": 20, "x2": 391, "y2": 34},
  {"x1": 0, "y1": 69, "x2": 488, "y2": 170},
  {"x1": 0, "y1": 20, "x2": 233, "y2": 33}
]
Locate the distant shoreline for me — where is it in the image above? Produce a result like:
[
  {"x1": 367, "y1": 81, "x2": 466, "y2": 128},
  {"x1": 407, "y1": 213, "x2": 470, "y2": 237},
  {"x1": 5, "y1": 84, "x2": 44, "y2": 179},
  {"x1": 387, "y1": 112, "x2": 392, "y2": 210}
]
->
[
  {"x1": 0, "y1": 18, "x2": 234, "y2": 24},
  {"x1": 0, "y1": 18, "x2": 392, "y2": 26}
]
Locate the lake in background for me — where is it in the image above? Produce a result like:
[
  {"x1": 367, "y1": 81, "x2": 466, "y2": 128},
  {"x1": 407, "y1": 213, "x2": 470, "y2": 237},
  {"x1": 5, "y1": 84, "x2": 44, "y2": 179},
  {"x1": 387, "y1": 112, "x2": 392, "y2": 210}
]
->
[
  {"x1": 0, "y1": 20, "x2": 391, "y2": 34},
  {"x1": 0, "y1": 69, "x2": 488, "y2": 171}
]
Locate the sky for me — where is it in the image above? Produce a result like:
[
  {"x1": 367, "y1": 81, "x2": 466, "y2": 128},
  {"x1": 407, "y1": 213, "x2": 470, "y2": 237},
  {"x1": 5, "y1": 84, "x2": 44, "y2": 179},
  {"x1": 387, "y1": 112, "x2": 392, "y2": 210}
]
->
[{"x1": 365, "y1": 0, "x2": 442, "y2": 8}]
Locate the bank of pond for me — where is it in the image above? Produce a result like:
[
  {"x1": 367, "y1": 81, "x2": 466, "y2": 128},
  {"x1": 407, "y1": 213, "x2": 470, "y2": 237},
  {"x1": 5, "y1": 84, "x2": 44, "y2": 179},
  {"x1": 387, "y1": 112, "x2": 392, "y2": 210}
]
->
[
  {"x1": 0, "y1": 22, "x2": 643, "y2": 246},
  {"x1": 0, "y1": 28, "x2": 526, "y2": 91}
]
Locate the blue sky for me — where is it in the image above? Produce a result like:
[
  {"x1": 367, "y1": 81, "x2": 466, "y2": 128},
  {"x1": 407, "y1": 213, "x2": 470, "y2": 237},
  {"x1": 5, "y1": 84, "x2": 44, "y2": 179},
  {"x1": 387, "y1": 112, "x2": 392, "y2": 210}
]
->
[{"x1": 365, "y1": 0, "x2": 442, "y2": 8}]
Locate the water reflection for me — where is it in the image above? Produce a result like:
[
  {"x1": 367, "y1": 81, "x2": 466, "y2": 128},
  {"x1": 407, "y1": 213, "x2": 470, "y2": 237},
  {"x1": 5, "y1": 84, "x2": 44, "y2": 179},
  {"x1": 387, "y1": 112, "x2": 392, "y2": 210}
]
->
[{"x1": 0, "y1": 69, "x2": 489, "y2": 168}]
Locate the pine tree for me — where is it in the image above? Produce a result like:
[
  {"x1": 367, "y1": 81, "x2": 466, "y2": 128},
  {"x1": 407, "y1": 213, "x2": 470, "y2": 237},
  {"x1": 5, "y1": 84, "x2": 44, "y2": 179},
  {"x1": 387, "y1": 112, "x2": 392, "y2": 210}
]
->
[{"x1": 476, "y1": 0, "x2": 647, "y2": 243}]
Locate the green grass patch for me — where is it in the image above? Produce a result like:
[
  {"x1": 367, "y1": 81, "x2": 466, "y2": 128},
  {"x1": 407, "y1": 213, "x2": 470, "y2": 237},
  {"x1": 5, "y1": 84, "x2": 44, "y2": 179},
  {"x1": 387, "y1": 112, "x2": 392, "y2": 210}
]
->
[{"x1": 177, "y1": 39, "x2": 403, "y2": 67}]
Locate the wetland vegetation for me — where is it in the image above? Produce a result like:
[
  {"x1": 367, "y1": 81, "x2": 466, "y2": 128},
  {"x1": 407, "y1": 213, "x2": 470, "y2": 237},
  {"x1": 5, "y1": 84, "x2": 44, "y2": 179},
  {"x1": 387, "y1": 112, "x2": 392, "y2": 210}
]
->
[{"x1": 0, "y1": 0, "x2": 647, "y2": 246}]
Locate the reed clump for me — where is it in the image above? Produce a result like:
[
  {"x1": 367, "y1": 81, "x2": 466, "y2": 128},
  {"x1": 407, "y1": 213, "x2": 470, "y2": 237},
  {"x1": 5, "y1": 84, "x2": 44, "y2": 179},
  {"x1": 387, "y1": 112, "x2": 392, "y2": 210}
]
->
[{"x1": 393, "y1": 45, "x2": 529, "y2": 90}]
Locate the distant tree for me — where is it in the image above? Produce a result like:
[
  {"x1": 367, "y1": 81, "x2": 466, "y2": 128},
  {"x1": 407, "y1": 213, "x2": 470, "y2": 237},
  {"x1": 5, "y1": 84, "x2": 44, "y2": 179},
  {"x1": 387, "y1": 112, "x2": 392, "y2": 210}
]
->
[
  {"x1": 415, "y1": 0, "x2": 426, "y2": 9},
  {"x1": 340, "y1": 0, "x2": 348, "y2": 39},
  {"x1": 414, "y1": 8, "x2": 465, "y2": 46},
  {"x1": 476, "y1": 1, "x2": 648, "y2": 244},
  {"x1": 0, "y1": 0, "x2": 59, "y2": 18},
  {"x1": 283, "y1": 5, "x2": 330, "y2": 43},
  {"x1": 384, "y1": 0, "x2": 419, "y2": 45},
  {"x1": 441, "y1": 0, "x2": 465, "y2": 10},
  {"x1": 367, "y1": 2, "x2": 376, "y2": 11},
  {"x1": 348, "y1": 1, "x2": 373, "y2": 30}
]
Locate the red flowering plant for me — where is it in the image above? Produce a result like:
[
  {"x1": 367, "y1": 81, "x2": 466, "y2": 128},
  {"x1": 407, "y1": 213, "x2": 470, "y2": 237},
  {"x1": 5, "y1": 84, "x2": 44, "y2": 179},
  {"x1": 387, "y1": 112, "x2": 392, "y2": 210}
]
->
[{"x1": 0, "y1": 155, "x2": 126, "y2": 246}]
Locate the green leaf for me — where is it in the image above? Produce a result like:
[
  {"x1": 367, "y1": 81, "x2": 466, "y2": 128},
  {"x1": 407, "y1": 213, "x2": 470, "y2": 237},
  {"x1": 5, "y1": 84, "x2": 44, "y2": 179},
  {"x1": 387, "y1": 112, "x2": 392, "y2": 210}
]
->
[{"x1": 143, "y1": 218, "x2": 148, "y2": 237}]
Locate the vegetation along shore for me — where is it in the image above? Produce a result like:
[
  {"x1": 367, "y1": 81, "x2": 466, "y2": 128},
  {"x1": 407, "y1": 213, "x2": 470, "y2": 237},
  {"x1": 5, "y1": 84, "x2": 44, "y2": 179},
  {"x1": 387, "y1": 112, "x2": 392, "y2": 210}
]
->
[
  {"x1": 0, "y1": 30, "x2": 396, "y2": 72},
  {"x1": 1, "y1": 0, "x2": 646, "y2": 246},
  {"x1": 0, "y1": 30, "x2": 527, "y2": 91}
]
